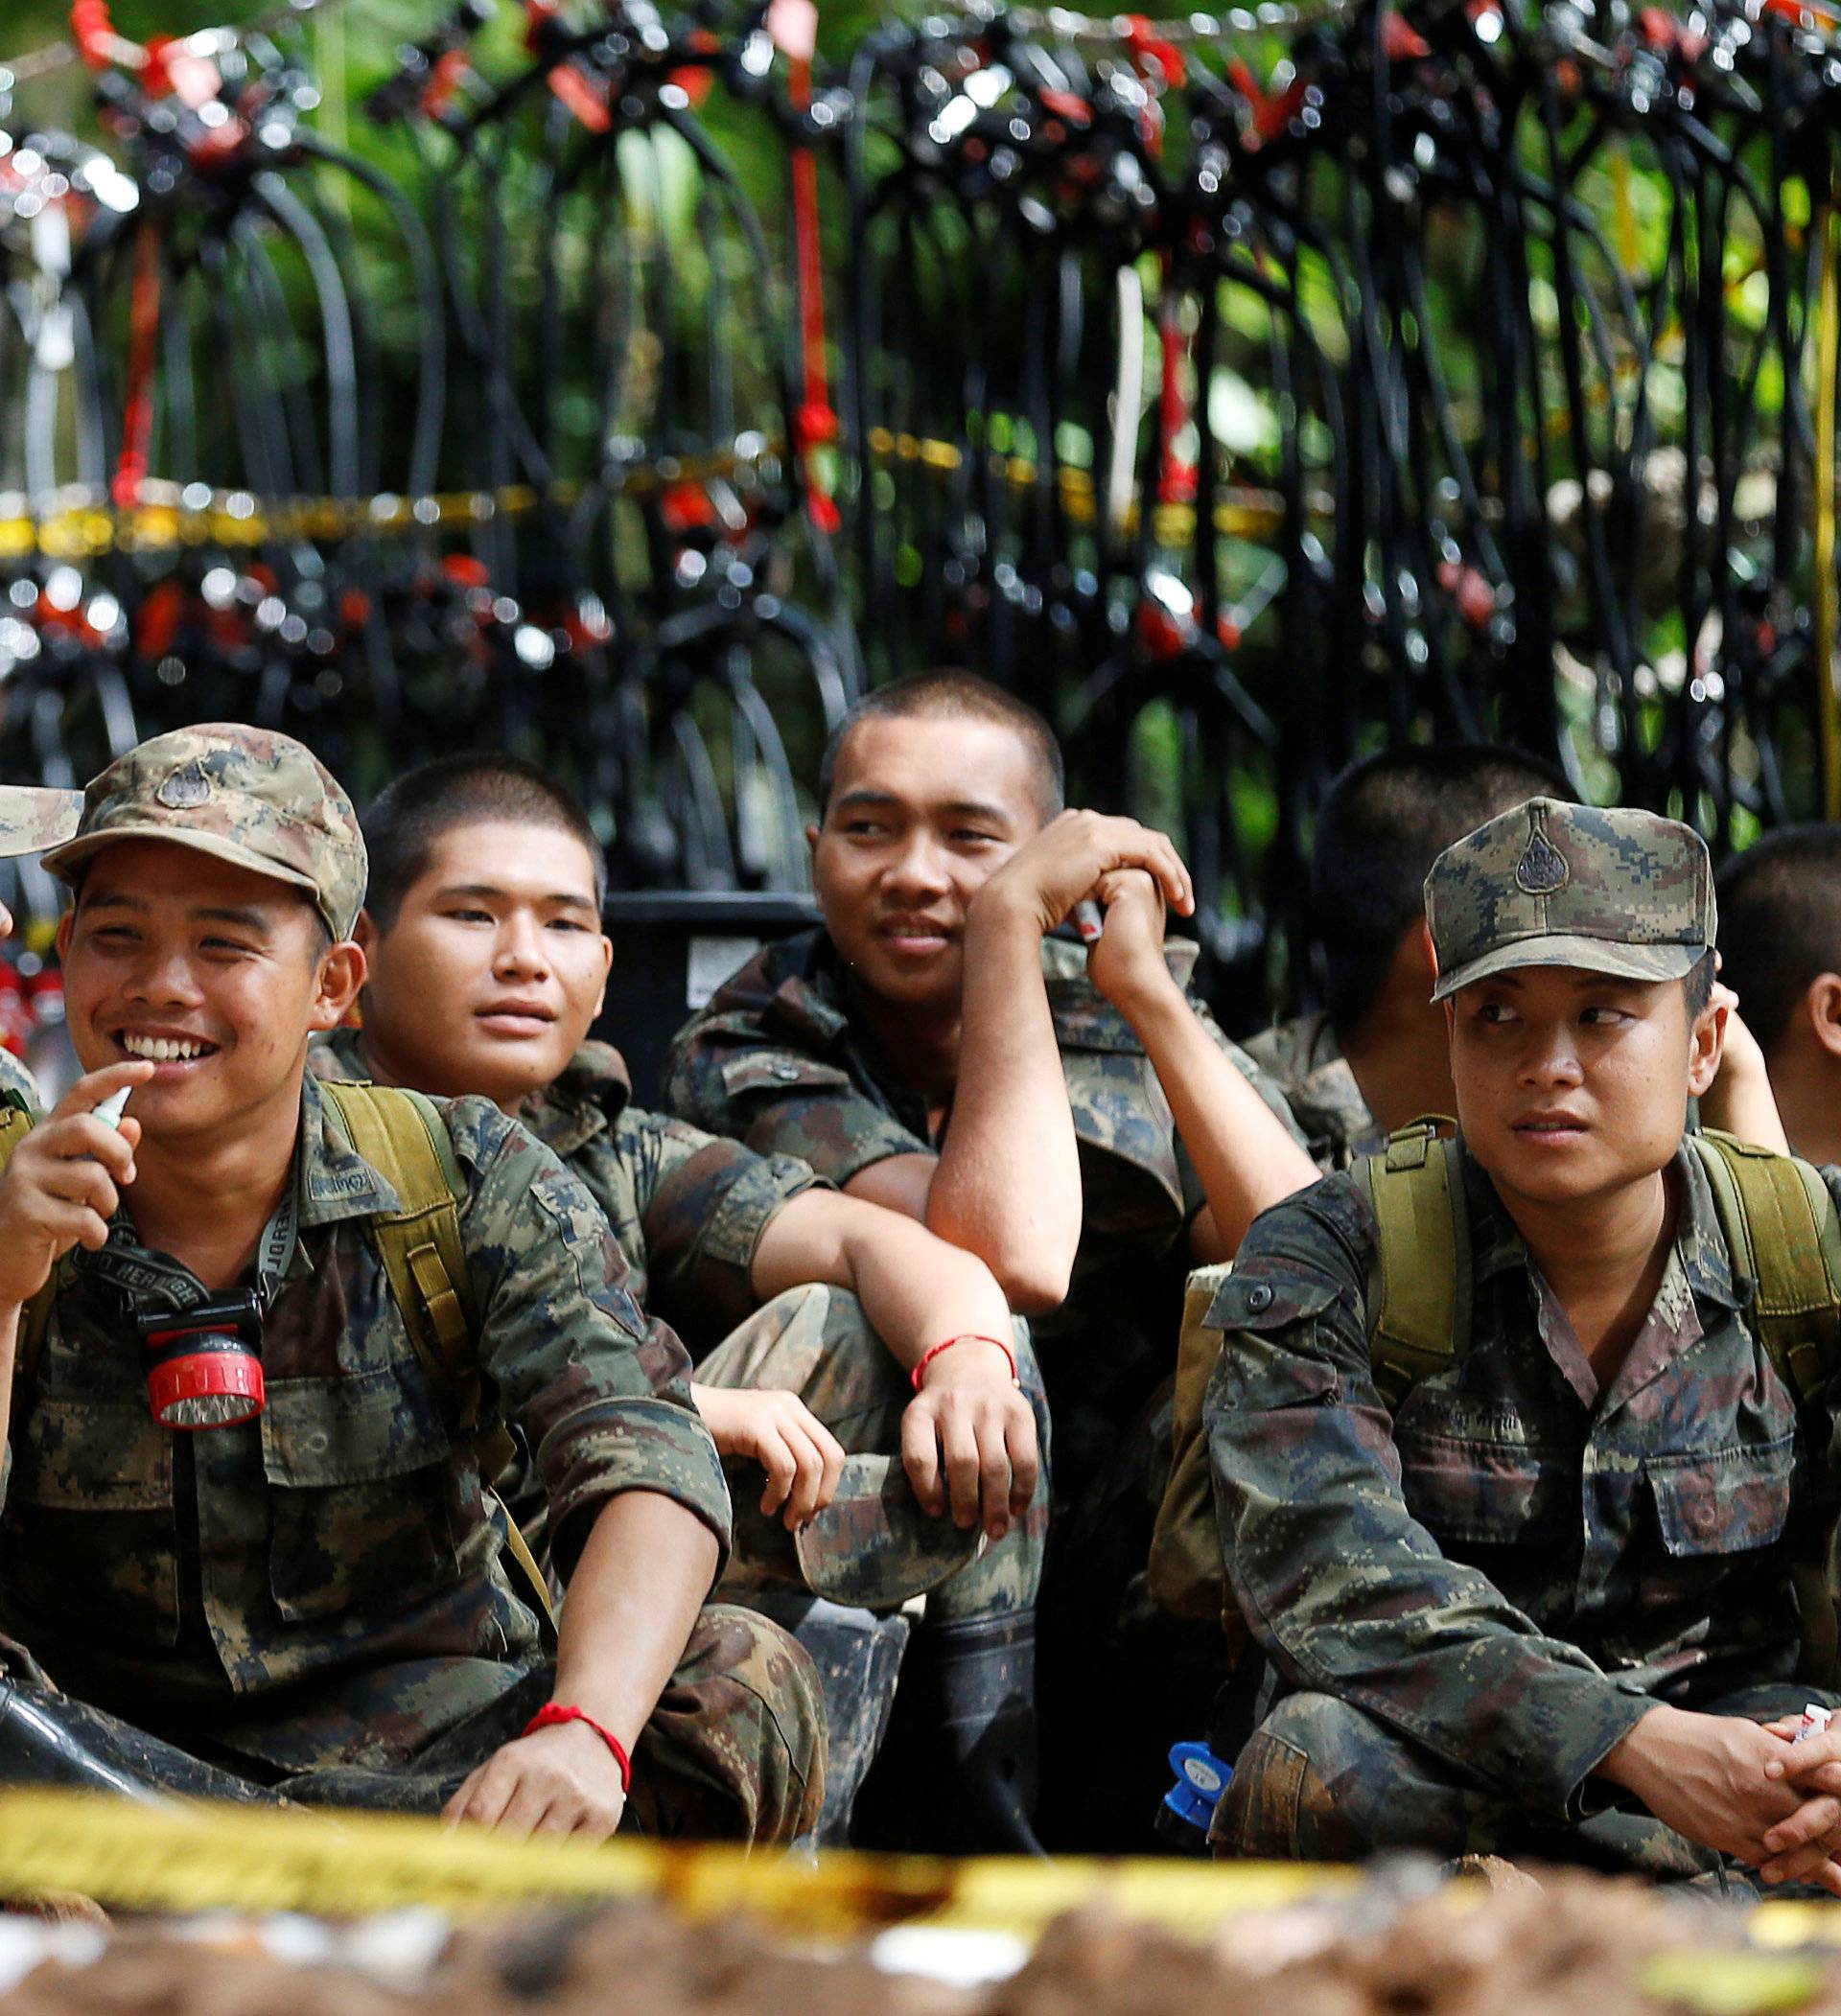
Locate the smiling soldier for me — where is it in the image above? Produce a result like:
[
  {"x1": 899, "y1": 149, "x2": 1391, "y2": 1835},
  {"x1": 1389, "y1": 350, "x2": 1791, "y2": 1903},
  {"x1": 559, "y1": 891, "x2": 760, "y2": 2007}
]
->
[
  {"x1": 0, "y1": 725, "x2": 824, "y2": 1844},
  {"x1": 1206, "y1": 798, "x2": 1841, "y2": 1891}
]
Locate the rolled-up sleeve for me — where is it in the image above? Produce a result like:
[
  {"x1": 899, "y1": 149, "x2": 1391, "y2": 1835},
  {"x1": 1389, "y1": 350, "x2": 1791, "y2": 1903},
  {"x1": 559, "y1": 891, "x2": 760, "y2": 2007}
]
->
[
  {"x1": 1207, "y1": 1187, "x2": 1652, "y2": 1822},
  {"x1": 622, "y1": 1110, "x2": 827, "y2": 1349},
  {"x1": 449, "y1": 1098, "x2": 732, "y2": 1584}
]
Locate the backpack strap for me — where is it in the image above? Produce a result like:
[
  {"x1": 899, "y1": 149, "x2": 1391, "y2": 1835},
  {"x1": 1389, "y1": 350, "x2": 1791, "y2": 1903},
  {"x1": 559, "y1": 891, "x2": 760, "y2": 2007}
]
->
[
  {"x1": 316, "y1": 1079, "x2": 552, "y2": 1629},
  {"x1": 317, "y1": 1079, "x2": 478, "y2": 1412},
  {"x1": 1689, "y1": 1131, "x2": 1841, "y2": 1688},
  {"x1": 1690, "y1": 1131, "x2": 1841, "y2": 1417},
  {"x1": 1354, "y1": 1122, "x2": 1472, "y2": 1413}
]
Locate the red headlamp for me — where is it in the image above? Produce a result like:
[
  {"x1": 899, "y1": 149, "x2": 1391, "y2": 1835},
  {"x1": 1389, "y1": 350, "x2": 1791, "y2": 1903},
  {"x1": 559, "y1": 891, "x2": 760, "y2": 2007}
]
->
[{"x1": 137, "y1": 1295, "x2": 266, "y2": 1429}]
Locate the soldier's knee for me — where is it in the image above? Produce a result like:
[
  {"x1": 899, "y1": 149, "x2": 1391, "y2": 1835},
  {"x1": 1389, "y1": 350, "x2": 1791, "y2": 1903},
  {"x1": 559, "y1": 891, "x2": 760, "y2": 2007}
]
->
[
  {"x1": 1210, "y1": 1692, "x2": 1400, "y2": 1861},
  {"x1": 697, "y1": 1604, "x2": 828, "y2": 1840}
]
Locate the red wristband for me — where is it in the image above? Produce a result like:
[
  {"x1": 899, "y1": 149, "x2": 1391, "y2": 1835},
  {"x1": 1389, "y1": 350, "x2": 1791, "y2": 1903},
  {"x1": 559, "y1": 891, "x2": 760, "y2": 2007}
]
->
[
  {"x1": 522, "y1": 1702, "x2": 633, "y2": 1793},
  {"x1": 910, "y1": 1332, "x2": 1020, "y2": 1391}
]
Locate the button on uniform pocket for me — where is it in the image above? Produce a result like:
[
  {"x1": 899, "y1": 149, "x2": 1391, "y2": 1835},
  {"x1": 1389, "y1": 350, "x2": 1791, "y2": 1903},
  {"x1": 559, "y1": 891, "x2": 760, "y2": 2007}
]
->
[{"x1": 1647, "y1": 1439, "x2": 1795, "y2": 1557}]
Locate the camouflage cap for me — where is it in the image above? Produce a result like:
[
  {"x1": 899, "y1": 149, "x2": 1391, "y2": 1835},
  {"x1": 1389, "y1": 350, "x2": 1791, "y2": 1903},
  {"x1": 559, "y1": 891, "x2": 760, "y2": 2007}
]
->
[
  {"x1": 41, "y1": 724, "x2": 366, "y2": 939},
  {"x1": 1426, "y1": 796, "x2": 1713, "y2": 1002},
  {"x1": 0, "y1": 786, "x2": 82, "y2": 857}
]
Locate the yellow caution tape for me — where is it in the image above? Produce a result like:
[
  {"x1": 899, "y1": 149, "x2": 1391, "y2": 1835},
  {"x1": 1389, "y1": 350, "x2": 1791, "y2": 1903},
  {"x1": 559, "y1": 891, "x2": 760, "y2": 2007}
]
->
[{"x1": 0, "y1": 1790, "x2": 1355, "y2": 1933}]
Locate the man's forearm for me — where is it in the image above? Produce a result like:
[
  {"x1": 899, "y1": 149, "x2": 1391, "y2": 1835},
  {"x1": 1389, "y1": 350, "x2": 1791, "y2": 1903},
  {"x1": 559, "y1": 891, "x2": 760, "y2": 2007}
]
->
[
  {"x1": 549, "y1": 1490, "x2": 721, "y2": 1751},
  {"x1": 844, "y1": 1212, "x2": 1015, "y2": 1376},
  {"x1": 925, "y1": 900, "x2": 1082, "y2": 1309},
  {"x1": 0, "y1": 1302, "x2": 20, "y2": 1456},
  {"x1": 1118, "y1": 976, "x2": 1317, "y2": 1254}
]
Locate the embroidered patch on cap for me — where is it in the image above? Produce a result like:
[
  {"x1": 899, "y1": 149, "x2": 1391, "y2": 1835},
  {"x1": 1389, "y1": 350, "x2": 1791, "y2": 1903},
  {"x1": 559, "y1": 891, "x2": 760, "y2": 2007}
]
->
[
  {"x1": 1515, "y1": 821, "x2": 1570, "y2": 895},
  {"x1": 155, "y1": 759, "x2": 212, "y2": 811}
]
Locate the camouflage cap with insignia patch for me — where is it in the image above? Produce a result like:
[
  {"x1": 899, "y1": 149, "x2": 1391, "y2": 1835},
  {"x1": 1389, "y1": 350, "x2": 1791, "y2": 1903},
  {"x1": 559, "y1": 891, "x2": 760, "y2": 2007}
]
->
[
  {"x1": 41, "y1": 724, "x2": 366, "y2": 938},
  {"x1": 1426, "y1": 796, "x2": 1714, "y2": 1002}
]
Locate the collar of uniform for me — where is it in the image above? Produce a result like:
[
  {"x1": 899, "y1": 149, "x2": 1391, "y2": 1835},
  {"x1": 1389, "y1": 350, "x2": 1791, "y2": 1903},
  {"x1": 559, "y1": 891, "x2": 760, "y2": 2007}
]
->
[
  {"x1": 296, "y1": 1068, "x2": 404, "y2": 1224},
  {"x1": 1460, "y1": 1136, "x2": 1745, "y2": 1312},
  {"x1": 1270, "y1": 1014, "x2": 1383, "y2": 1162},
  {"x1": 524, "y1": 1041, "x2": 631, "y2": 1155},
  {"x1": 760, "y1": 929, "x2": 853, "y2": 1049}
]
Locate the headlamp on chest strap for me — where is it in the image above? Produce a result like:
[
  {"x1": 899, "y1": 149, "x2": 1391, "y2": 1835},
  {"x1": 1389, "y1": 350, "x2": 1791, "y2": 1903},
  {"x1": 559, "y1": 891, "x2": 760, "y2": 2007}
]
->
[{"x1": 136, "y1": 1292, "x2": 266, "y2": 1429}]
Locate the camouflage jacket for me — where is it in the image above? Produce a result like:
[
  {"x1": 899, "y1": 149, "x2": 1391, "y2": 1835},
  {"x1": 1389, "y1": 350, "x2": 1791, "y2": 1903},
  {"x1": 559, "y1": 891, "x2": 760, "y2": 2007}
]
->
[
  {"x1": 0, "y1": 1071, "x2": 730, "y2": 1770},
  {"x1": 664, "y1": 926, "x2": 1307, "y2": 1485},
  {"x1": 314, "y1": 1031, "x2": 824, "y2": 1358},
  {"x1": 1206, "y1": 1138, "x2": 1841, "y2": 1822},
  {"x1": 1242, "y1": 1012, "x2": 1386, "y2": 1175}
]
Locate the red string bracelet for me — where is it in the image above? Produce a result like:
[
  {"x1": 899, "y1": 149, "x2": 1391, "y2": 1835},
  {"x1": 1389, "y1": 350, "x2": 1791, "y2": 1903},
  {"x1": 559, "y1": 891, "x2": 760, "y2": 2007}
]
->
[
  {"x1": 910, "y1": 1332, "x2": 1020, "y2": 1392},
  {"x1": 522, "y1": 1703, "x2": 633, "y2": 1793}
]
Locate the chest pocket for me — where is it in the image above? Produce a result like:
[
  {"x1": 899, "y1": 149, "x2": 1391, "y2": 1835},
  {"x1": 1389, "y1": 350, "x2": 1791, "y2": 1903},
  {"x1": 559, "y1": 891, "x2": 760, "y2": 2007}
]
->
[
  {"x1": 1394, "y1": 1384, "x2": 1577, "y2": 1548},
  {"x1": 1395, "y1": 1428, "x2": 1578, "y2": 1548},
  {"x1": 1646, "y1": 1437, "x2": 1796, "y2": 1557},
  {"x1": 260, "y1": 1365, "x2": 464, "y2": 1623},
  {"x1": 2, "y1": 1395, "x2": 180, "y2": 1644}
]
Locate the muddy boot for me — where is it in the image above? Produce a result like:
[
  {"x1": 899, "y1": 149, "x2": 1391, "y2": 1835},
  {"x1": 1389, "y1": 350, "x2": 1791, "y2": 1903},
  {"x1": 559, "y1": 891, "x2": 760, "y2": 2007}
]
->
[
  {"x1": 744, "y1": 1591, "x2": 910, "y2": 1848},
  {"x1": 859, "y1": 1611, "x2": 1047, "y2": 1857},
  {"x1": 0, "y1": 1673, "x2": 270, "y2": 1804}
]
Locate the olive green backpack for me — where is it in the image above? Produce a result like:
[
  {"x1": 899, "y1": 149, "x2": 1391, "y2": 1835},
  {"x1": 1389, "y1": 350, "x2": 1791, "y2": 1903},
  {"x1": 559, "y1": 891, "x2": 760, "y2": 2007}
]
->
[
  {"x1": 1152, "y1": 1122, "x2": 1841, "y2": 1683},
  {"x1": 1, "y1": 1078, "x2": 553, "y2": 1624}
]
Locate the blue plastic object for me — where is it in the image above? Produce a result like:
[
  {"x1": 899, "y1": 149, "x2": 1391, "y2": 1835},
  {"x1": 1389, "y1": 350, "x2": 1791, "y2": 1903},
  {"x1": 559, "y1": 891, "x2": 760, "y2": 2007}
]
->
[{"x1": 1161, "y1": 1739, "x2": 1233, "y2": 1838}]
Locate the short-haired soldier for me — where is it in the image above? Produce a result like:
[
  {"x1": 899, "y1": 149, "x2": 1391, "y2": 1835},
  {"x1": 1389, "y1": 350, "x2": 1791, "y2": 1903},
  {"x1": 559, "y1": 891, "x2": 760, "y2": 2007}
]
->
[
  {"x1": 1715, "y1": 826, "x2": 1841, "y2": 1167},
  {"x1": 664, "y1": 669, "x2": 1318, "y2": 1844},
  {"x1": 318, "y1": 753, "x2": 1046, "y2": 1850},
  {"x1": 0, "y1": 726, "x2": 824, "y2": 1843},
  {"x1": 1247, "y1": 742, "x2": 1572, "y2": 1170},
  {"x1": 1207, "y1": 799, "x2": 1841, "y2": 1889}
]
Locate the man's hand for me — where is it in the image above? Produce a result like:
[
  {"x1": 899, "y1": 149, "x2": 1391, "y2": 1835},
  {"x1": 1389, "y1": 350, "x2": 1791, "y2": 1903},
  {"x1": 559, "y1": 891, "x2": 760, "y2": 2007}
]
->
[
  {"x1": 0, "y1": 1062, "x2": 152, "y2": 1309},
  {"x1": 1747, "y1": 1718, "x2": 1841, "y2": 1890},
  {"x1": 900, "y1": 1337, "x2": 1038, "y2": 1542},
  {"x1": 1086, "y1": 868, "x2": 1185, "y2": 1017},
  {"x1": 443, "y1": 1717, "x2": 627, "y2": 1842},
  {"x1": 1596, "y1": 1704, "x2": 1822, "y2": 1876},
  {"x1": 971, "y1": 810, "x2": 1194, "y2": 941},
  {"x1": 691, "y1": 1383, "x2": 846, "y2": 1530},
  {"x1": 1697, "y1": 982, "x2": 1790, "y2": 1153}
]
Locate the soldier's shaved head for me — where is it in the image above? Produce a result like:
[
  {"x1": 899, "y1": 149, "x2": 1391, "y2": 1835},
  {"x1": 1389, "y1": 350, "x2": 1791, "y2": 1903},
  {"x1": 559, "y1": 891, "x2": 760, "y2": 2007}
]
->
[
  {"x1": 818, "y1": 672, "x2": 1063, "y2": 823},
  {"x1": 362, "y1": 756, "x2": 607, "y2": 932},
  {"x1": 1312, "y1": 742, "x2": 1572, "y2": 1037},
  {"x1": 1716, "y1": 825, "x2": 1841, "y2": 1048}
]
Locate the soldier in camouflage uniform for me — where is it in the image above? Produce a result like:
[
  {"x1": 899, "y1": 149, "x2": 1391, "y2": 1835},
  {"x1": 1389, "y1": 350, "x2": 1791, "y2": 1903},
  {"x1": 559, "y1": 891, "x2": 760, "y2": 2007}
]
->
[
  {"x1": 1209, "y1": 797, "x2": 1841, "y2": 1891},
  {"x1": 663, "y1": 671, "x2": 1318, "y2": 1847},
  {"x1": 0, "y1": 726, "x2": 824, "y2": 1844},
  {"x1": 313, "y1": 754, "x2": 1045, "y2": 1851}
]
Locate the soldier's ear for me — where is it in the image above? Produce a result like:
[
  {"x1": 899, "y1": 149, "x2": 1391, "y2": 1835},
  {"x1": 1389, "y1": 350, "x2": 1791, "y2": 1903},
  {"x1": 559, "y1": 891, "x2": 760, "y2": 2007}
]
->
[
  {"x1": 311, "y1": 940, "x2": 367, "y2": 1034},
  {"x1": 1686, "y1": 986, "x2": 1726, "y2": 1099},
  {"x1": 1805, "y1": 975, "x2": 1841, "y2": 1060}
]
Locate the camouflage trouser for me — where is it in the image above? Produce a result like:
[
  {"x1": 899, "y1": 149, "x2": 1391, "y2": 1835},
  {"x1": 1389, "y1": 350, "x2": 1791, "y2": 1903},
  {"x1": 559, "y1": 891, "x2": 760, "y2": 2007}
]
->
[
  {"x1": 695, "y1": 1284, "x2": 1049, "y2": 1624},
  {"x1": 1213, "y1": 1682, "x2": 1841, "y2": 1883},
  {"x1": 5, "y1": 1607, "x2": 825, "y2": 1848}
]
